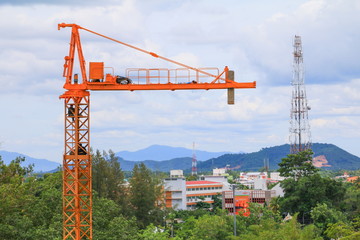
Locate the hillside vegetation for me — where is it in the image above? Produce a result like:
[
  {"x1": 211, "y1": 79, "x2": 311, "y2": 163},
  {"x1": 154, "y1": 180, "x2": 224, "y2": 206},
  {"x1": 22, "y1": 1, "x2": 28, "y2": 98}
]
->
[{"x1": 196, "y1": 143, "x2": 360, "y2": 172}]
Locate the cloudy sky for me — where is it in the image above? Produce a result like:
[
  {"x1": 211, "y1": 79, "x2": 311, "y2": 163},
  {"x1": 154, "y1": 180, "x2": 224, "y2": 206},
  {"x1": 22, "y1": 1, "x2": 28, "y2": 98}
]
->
[{"x1": 0, "y1": 0, "x2": 359, "y2": 163}]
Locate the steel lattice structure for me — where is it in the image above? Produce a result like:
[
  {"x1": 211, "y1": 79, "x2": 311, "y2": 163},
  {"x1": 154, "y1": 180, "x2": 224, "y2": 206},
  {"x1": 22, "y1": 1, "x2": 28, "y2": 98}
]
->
[
  {"x1": 289, "y1": 35, "x2": 311, "y2": 154},
  {"x1": 61, "y1": 92, "x2": 92, "y2": 239}
]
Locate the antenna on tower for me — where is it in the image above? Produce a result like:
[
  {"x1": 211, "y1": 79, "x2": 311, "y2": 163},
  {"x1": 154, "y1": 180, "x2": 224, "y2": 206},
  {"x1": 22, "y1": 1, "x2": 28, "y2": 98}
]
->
[
  {"x1": 191, "y1": 142, "x2": 197, "y2": 176},
  {"x1": 289, "y1": 35, "x2": 312, "y2": 154},
  {"x1": 263, "y1": 158, "x2": 269, "y2": 172}
]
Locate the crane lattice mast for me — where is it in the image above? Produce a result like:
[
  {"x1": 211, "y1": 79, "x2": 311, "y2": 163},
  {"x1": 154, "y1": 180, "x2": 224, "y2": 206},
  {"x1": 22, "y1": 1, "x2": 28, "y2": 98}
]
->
[{"x1": 289, "y1": 35, "x2": 311, "y2": 154}]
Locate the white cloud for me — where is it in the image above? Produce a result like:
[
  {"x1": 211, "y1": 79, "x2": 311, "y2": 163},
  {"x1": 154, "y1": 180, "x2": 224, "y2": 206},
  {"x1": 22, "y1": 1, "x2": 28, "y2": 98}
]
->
[{"x1": 0, "y1": 0, "x2": 360, "y2": 164}]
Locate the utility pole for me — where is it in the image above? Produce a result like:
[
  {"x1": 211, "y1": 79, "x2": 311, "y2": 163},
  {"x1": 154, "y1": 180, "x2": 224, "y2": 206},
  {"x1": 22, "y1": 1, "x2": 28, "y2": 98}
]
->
[
  {"x1": 233, "y1": 184, "x2": 237, "y2": 236},
  {"x1": 289, "y1": 35, "x2": 311, "y2": 154}
]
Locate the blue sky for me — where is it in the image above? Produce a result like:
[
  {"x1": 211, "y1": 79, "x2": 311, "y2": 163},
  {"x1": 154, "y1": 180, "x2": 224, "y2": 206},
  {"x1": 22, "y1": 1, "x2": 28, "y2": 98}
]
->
[{"x1": 0, "y1": 0, "x2": 359, "y2": 163}]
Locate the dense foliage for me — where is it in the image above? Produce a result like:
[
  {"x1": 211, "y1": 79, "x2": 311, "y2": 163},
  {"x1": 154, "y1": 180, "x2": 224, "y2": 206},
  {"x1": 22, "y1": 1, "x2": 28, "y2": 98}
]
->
[{"x1": 0, "y1": 150, "x2": 359, "y2": 239}]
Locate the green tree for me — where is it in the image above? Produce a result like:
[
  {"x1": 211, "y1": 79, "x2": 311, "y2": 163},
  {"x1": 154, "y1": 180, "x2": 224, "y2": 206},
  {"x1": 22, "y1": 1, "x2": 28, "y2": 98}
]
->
[
  {"x1": 27, "y1": 172, "x2": 63, "y2": 239},
  {"x1": 239, "y1": 213, "x2": 322, "y2": 240},
  {"x1": 343, "y1": 183, "x2": 360, "y2": 220},
  {"x1": 188, "y1": 214, "x2": 233, "y2": 240},
  {"x1": 0, "y1": 158, "x2": 62, "y2": 240},
  {"x1": 92, "y1": 149, "x2": 129, "y2": 214},
  {"x1": 0, "y1": 157, "x2": 34, "y2": 240},
  {"x1": 311, "y1": 203, "x2": 347, "y2": 234},
  {"x1": 103, "y1": 150, "x2": 125, "y2": 200},
  {"x1": 138, "y1": 224, "x2": 169, "y2": 240},
  {"x1": 280, "y1": 174, "x2": 346, "y2": 222},
  {"x1": 324, "y1": 222, "x2": 356, "y2": 240},
  {"x1": 195, "y1": 196, "x2": 211, "y2": 210},
  {"x1": 186, "y1": 175, "x2": 197, "y2": 181},
  {"x1": 129, "y1": 163, "x2": 164, "y2": 228},
  {"x1": 212, "y1": 193, "x2": 223, "y2": 212},
  {"x1": 278, "y1": 150, "x2": 318, "y2": 179},
  {"x1": 278, "y1": 150, "x2": 346, "y2": 222},
  {"x1": 103, "y1": 150, "x2": 128, "y2": 210},
  {"x1": 92, "y1": 149, "x2": 110, "y2": 198},
  {"x1": 93, "y1": 195, "x2": 139, "y2": 240},
  {"x1": 0, "y1": 156, "x2": 33, "y2": 184}
]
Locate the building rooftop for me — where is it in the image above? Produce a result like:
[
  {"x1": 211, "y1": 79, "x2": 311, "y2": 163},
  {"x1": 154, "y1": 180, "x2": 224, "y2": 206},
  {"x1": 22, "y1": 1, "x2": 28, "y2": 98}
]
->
[{"x1": 186, "y1": 181, "x2": 220, "y2": 185}]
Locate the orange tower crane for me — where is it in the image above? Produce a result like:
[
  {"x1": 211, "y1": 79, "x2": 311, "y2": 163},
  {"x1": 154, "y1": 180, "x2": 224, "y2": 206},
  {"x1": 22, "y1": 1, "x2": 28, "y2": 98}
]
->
[{"x1": 58, "y1": 23, "x2": 256, "y2": 240}]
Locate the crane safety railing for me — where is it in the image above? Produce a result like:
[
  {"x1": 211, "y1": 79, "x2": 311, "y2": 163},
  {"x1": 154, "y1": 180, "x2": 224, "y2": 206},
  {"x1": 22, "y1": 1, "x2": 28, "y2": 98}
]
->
[{"x1": 125, "y1": 67, "x2": 220, "y2": 85}]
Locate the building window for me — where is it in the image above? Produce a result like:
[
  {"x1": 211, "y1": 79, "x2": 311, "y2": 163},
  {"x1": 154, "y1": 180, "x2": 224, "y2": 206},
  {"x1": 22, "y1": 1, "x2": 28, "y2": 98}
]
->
[{"x1": 252, "y1": 198, "x2": 265, "y2": 204}]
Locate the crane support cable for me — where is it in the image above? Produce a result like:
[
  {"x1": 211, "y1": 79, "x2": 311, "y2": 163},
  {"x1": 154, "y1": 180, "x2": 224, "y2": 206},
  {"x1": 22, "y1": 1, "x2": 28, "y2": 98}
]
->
[{"x1": 59, "y1": 23, "x2": 229, "y2": 82}]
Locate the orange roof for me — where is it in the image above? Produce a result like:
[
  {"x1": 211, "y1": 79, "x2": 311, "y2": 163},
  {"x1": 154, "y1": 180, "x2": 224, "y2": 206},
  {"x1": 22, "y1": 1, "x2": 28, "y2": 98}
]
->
[
  {"x1": 186, "y1": 181, "x2": 220, "y2": 185},
  {"x1": 347, "y1": 176, "x2": 359, "y2": 182}
]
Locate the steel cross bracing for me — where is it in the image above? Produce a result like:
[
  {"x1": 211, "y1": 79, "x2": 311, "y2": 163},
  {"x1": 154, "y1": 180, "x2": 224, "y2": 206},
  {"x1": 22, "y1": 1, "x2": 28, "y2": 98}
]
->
[
  {"x1": 58, "y1": 23, "x2": 256, "y2": 240},
  {"x1": 61, "y1": 92, "x2": 92, "y2": 240}
]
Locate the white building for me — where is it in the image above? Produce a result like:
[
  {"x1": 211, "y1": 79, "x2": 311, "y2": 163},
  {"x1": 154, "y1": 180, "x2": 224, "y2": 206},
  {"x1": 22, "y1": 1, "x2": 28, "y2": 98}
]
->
[
  {"x1": 200, "y1": 175, "x2": 231, "y2": 191},
  {"x1": 213, "y1": 168, "x2": 226, "y2": 176},
  {"x1": 254, "y1": 178, "x2": 268, "y2": 190},
  {"x1": 170, "y1": 170, "x2": 184, "y2": 178},
  {"x1": 270, "y1": 172, "x2": 285, "y2": 181},
  {"x1": 163, "y1": 178, "x2": 187, "y2": 210},
  {"x1": 164, "y1": 178, "x2": 225, "y2": 210}
]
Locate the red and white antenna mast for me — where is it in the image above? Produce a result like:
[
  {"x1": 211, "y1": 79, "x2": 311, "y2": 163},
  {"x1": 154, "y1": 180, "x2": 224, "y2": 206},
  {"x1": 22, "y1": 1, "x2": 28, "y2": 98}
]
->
[{"x1": 191, "y1": 142, "x2": 197, "y2": 176}]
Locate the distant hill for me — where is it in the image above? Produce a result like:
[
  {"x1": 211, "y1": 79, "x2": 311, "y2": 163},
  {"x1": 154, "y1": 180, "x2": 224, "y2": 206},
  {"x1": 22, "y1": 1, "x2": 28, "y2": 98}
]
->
[
  {"x1": 194, "y1": 143, "x2": 360, "y2": 172},
  {"x1": 2, "y1": 143, "x2": 357, "y2": 174},
  {"x1": 0, "y1": 150, "x2": 60, "y2": 172},
  {"x1": 116, "y1": 144, "x2": 233, "y2": 161},
  {"x1": 118, "y1": 157, "x2": 192, "y2": 172},
  {"x1": 118, "y1": 143, "x2": 360, "y2": 173}
]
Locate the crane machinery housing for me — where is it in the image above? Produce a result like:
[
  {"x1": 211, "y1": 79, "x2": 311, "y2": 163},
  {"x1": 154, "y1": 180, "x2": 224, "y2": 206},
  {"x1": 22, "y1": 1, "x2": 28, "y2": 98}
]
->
[{"x1": 58, "y1": 23, "x2": 256, "y2": 240}]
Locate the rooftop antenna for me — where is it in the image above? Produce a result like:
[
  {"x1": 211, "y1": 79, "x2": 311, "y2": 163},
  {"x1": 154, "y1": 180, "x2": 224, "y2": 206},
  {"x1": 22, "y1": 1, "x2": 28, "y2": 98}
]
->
[
  {"x1": 191, "y1": 142, "x2": 197, "y2": 176},
  {"x1": 263, "y1": 158, "x2": 269, "y2": 172}
]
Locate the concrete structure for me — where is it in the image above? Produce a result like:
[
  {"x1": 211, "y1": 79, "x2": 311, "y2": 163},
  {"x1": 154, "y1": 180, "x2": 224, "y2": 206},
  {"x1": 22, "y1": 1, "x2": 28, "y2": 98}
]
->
[
  {"x1": 170, "y1": 170, "x2": 184, "y2": 178},
  {"x1": 186, "y1": 180, "x2": 224, "y2": 210},
  {"x1": 238, "y1": 172, "x2": 268, "y2": 189},
  {"x1": 254, "y1": 178, "x2": 268, "y2": 190},
  {"x1": 213, "y1": 168, "x2": 226, "y2": 176},
  {"x1": 200, "y1": 175, "x2": 231, "y2": 191},
  {"x1": 223, "y1": 189, "x2": 276, "y2": 215},
  {"x1": 272, "y1": 183, "x2": 285, "y2": 197},
  {"x1": 270, "y1": 172, "x2": 285, "y2": 181},
  {"x1": 164, "y1": 178, "x2": 187, "y2": 210},
  {"x1": 240, "y1": 172, "x2": 267, "y2": 180},
  {"x1": 223, "y1": 190, "x2": 250, "y2": 216},
  {"x1": 164, "y1": 178, "x2": 225, "y2": 210}
]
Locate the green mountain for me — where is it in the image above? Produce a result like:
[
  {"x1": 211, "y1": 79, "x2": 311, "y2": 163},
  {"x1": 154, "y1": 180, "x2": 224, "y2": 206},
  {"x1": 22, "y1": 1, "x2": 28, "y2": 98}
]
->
[
  {"x1": 118, "y1": 143, "x2": 360, "y2": 172},
  {"x1": 195, "y1": 143, "x2": 360, "y2": 172},
  {"x1": 119, "y1": 157, "x2": 192, "y2": 172}
]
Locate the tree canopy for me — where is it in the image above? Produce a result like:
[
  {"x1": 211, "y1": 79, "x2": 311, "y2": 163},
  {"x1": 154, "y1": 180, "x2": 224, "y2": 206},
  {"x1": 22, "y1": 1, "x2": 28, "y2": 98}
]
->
[
  {"x1": 278, "y1": 149, "x2": 319, "y2": 179},
  {"x1": 1, "y1": 150, "x2": 359, "y2": 239}
]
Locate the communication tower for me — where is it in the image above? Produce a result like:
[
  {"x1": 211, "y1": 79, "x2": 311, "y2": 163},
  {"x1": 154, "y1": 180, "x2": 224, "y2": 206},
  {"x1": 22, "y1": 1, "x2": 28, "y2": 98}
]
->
[
  {"x1": 191, "y1": 142, "x2": 197, "y2": 176},
  {"x1": 289, "y1": 35, "x2": 311, "y2": 154}
]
